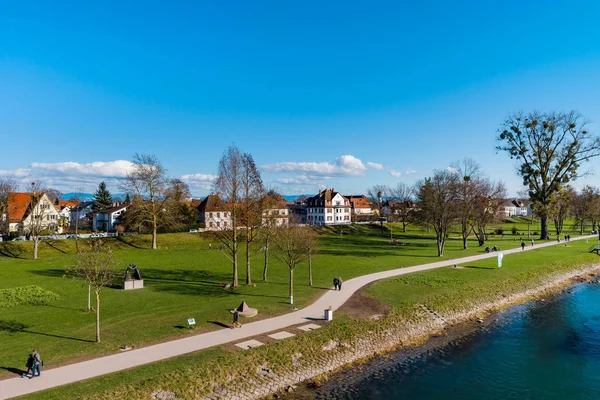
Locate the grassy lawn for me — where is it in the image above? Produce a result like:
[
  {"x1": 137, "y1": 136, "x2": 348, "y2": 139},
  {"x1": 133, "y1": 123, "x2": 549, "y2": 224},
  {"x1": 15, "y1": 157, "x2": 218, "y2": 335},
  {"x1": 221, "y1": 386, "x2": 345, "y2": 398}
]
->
[
  {"x1": 0, "y1": 220, "x2": 595, "y2": 381},
  {"x1": 17, "y1": 227, "x2": 600, "y2": 400}
]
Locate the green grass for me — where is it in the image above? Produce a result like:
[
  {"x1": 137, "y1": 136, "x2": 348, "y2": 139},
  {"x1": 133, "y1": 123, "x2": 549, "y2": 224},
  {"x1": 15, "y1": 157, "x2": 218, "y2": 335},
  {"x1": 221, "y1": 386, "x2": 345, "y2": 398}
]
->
[
  {"x1": 0, "y1": 222, "x2": 594, "y2": 377},
  {"x1": 19, "y1": 235, "x2": 600, "y2": 400}
]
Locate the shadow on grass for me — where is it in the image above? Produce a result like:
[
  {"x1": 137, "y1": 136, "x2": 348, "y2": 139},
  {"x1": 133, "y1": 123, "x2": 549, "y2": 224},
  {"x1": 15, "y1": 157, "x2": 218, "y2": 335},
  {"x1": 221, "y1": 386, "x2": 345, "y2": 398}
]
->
[
  {"x1": 0, "y1": 242, "x2": 26, "y2": 258},
  {"x1": 0, "y1": 319, "x2": 94, "y2": 343},
  {"x1": 463, "y1": 265, "x2": 496, "y2": 270},
  {"x1": 0, "y1": 366, "x2": 27, "y2": 376},
  {"x1": 115, "y1": 236, "x2": 146, "y2": 249},
  {"x1": 42, "y1": 240, "x2": 68, "y2": 254},
  {"x1": 208, "y1": 320, "x2": 230, "y2": 328}
]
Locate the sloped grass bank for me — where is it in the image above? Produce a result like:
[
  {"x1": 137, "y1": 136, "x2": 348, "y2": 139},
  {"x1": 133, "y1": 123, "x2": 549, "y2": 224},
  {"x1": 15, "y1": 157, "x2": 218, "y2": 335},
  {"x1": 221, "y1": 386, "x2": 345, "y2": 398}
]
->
[{"x1": 23, "y1": 241, "x2": 600, "y2": 399}]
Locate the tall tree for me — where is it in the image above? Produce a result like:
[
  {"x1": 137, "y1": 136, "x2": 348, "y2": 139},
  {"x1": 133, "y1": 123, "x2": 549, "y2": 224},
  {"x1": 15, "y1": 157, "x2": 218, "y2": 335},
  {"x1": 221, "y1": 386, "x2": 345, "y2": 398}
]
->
[
  {"x1": 415, "y1": 170, "x2": 460, "y2": 256},
  {"x1": 214, "y1": 146, "x2": 244, "y2": 287},
  {"x1": 497, "y1": 111, "x2": 600, "y2": 239},
  {"x1": 271, "y1": 224, "x2": 317, "y2": 304},
  {"x1": 549, "y1": 185, "x2": 574, "y2": 235},
  {"x1": 471, "y1": 181, "x2": 506, "y2": 246},
  {"x1": 389, "y1": 182, "x2": 413, "y2": 232},
  {"x1": 122, "y1": 154, "x2": 185, "y2": 249},
  {"x1": 0, "y1": 178, "x2": 18, "y2": 237},
  {"x1": 92, "y1": 182, "x2": 113, "y2": 212},
  {"x1": 240, "y1": 153, "x2": 264, "y2": 285},
  {"x1": 572, "y1": 185, "x2": 598, "y2": 234},
  {"x1": 367, "y1": 185, "x2": 390, "y2": 233},
  {"x1": 260, "y1": 189, "x2": 283, "y2": 282},
  {"x1": 65, "y1": 241, "x2": 118, "y2": 343}
]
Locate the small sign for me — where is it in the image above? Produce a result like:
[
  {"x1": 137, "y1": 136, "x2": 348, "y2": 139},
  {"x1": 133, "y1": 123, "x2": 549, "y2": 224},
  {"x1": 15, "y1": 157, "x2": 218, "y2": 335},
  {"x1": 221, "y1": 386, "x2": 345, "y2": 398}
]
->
[
  {"x1": 187, "y1": 318, "x2": 196, "y2": 327},
  {"x1": 497, "y1": 252, "x2": 504, "y2": 268}
]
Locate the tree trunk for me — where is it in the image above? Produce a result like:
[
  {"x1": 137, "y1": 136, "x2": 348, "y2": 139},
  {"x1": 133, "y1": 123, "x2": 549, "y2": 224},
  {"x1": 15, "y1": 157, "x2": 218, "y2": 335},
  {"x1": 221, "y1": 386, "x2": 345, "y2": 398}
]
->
[
  {"x1": 87, "y1": 284, "x2": 91, "y2": 311},
  {"x1": 581, "y1": 220, "x2": 585, "y2": 235},
  {"x1": 95, "y1": 291, "x2": 101, "y2": 343},
  {"x1": 289, "y1": 267, "x2": 294, "y2": 305},
  {"x1": 263, "y1": 237, "x2": 269, "y2": 281},
  {"x1": 309, "y1": 254, "x2": 313, "y2": 286},
  {"x1": 528, "y1": 220, "x2": 531, "y2": 238},
  {"x1": 152, "y1": 218, "x2": 157, "y2": 250},
  {"x1": 245, "y1": 230, "x2": 251, "y2": 285},
  {"x1": 33, "y1": 238, "x2": 39, "y2": 260},
  {"x1": 232, "y1": 228, "x2": 238, "y2": 287},
  {"x1": 75, "y1": 218, "x2": 79, "y2": 254},
  {"x1": 540, "y1": 216, "x2": 549, "y2": 240},
  {"x1": 436, "y1": 232, "x2": 445, "y2": 256}
]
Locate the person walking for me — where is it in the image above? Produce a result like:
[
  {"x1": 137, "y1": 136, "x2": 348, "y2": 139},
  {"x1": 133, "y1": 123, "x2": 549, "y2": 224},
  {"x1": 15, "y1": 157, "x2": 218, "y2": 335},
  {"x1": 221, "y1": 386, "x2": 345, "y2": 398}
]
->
[
  {"x1": 21, "y1": 352, "x2": 34, "y2": 378},
  {"x1": 521, "y1": 241, "x2": 525, "y2": 250},
  {"x1": 336, "y1": 277, "x2": 343, "y2": 291},
  {"x1": 30, "y1": 350, "x2": 41, "y2": 378},
  {"x1": 231, "y1": 310, "x2": 241, "y2": 328},
  {"x1": 332, "y1": 277, "x2": 338, "y2": 290},
  {"x1": 531, "y1": 239, "x2": 534, "y2": 247}
]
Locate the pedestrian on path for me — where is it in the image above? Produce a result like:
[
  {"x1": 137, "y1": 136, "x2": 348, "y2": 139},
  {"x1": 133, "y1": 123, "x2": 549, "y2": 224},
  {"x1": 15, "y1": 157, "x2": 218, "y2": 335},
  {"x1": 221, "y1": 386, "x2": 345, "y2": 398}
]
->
[
  {"x1": 231, "y1": 310, "x2": 241, "y2": 328},
  {"x1": 531, "y1": 239, "x2": 534, "y2": 247},
  {"x1": 209, "y1": 243, "x2": 212, "y2": 250},
  {"x1": 20, "y1": 353, "x2": 34, "y2": 378},
  {"x1": 30, "y1": 350, "x2": 41, "y2": 378},
  {"x1": 521, "y1": 241, "x2": 525, "y2": 250},
  {"x1": 333, "y1": 277, "x2": 343, "y2": 291},
  {"x1": 557, "y1": 235, "x2": 560, "y2": 243}
]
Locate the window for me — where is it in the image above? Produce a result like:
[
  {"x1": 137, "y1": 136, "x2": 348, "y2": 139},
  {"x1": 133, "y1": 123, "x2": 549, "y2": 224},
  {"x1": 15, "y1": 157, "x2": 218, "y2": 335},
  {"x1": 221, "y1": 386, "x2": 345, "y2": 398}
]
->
[
  {"x1": 210, "y1": 222, "x2": 214, "y2": 227},
  {"x1": 216, "y1": 222, "x2": 220, "y2": 227},
  {"x1": 209, "y1": 212, "x2": 213, "y2": 218},
  {"x1": 224, "y1": 221, "x2": 228, "y2": 227},
  {"x1": 224, "y1": 212, "x2": 228, "y2": 218},
  {"x1": 217, "y1": 212, "x2": 220, "y2": 218},
  {"x1": 327, "y1": 216, "x2": 332, "y2": 221}
]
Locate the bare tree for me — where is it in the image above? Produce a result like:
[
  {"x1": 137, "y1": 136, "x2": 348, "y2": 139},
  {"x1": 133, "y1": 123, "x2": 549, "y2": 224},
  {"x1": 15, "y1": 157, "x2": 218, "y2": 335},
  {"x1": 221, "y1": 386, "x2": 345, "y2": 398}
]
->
[
  {"x1": 25, "y1": 181, "x2": 59, "y2": 260},
  {"x1": 549, "y1": 185, "x2": 574, "y2": 235},
  {"x1": 122, "y1": 154, "x2": 184, "y2": 249},
  {"x1": 214, "y1": 146, "x2": 244, "y2": 287},
  {"x1": 472, "y1": 181, "x2": 506, "y2": 246},
  {"x1": 271, "y1": 224, "x2": 317, "y2": 304},
  {"x1": 0, "y1": 178, "x2": 18, "y2": 237},
  {"x1": 572, "y1": 185, "x2": 598, "y2": 234},
  {"x1": 497, "y1": 111, "x2": 600, "y2": 239},
  {"x1": 389, "y1": 183, "x2": 414, "y2": 232},
  {"x1": 65, "y1": 241, "x2": 118, "y2": 343},
  {"x1": 260, "y1": 188, "x2": 284, "y2": 281},
  {"x1": 240, "y1": 153, "x2": 264, "y2": 285},
  {"x1": 414, "y1": 170, "x2": 460, "y2": 256},
  {"x1": 367, "y1": 185, "x2": 390, "y2": 233}
]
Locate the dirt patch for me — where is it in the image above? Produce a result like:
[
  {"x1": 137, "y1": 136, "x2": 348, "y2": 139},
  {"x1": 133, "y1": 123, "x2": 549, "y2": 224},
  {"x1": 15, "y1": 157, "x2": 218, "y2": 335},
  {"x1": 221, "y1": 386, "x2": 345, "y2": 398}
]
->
[{"x1": 337, "y1": 283, "x2": 391, "y2": 321}]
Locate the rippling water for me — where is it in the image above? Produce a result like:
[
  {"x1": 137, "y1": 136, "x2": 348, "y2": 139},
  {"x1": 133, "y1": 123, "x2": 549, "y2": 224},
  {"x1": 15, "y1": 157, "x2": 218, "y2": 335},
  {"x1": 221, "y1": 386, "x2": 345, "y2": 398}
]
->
[{"x1": 287, "y1": 282, "x2": 600, "y2": 400}]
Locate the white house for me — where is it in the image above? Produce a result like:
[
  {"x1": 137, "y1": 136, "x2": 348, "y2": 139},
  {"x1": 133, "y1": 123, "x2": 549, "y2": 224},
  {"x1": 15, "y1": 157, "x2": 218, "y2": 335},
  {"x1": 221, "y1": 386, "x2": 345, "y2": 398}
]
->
[
  {"x1": 197, "y1": 194, "x2": 231, "y2": 231},
  {"x1": 512, "y1": 199, "x2": 532, "y2": 216},
  {"x1": 346, "y1": 195, "x2": 375, "y2": 216},
  {"x1": 261, "y1": 193, "x2": 289, "y2": 226},
  {"x1": 7, "y1": 192, "x2": 63, "y2": 234},
  {"x1": 306, "y1": 189, "x2": 351, "y2": 225},
  {"x1": 93, "y1": 203, "x2": 128, "y2": 232},
  {"x1": 497, "y1": 199, "x2": 518, "y2": 218}
]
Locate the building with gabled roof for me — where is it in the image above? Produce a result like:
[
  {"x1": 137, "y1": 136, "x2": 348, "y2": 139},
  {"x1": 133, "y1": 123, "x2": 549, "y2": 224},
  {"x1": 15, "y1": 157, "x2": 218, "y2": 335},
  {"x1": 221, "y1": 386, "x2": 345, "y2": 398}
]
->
[
  {"x1": 197, "y1": 194, "x2": 231, "y2": 230},
  {"x1": 261, "y1": 193, "x2": 289, "y2": 226},
  {"x1": 7, "y1": 192, "x2": 62, "y2": 234},
  {"x1": 305, "y1": 188, "x2": 351, "y2": 225},
  {"x1": 92, "y1": 203, "x2": 129, "y2": 232},
  {"x1": 346, "y1": 195, "x2": 375, "y2": 216}
]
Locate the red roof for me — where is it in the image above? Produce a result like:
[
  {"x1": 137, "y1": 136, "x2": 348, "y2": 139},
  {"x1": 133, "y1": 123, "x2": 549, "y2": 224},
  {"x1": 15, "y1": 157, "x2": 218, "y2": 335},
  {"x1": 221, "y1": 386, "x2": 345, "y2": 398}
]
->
[
  {"x1": 7, "y1": 192, "x2": 35, "y2": 223},
  {"x1": 59, "y1": 200, "x2": 77, "y2": 208}
]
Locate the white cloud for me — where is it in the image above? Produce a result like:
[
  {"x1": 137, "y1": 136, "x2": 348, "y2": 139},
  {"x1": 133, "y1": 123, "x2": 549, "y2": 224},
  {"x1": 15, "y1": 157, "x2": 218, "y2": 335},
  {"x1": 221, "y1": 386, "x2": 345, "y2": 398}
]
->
[
  {"x1": 405, "y1": 169, "x2": 417, "y2": 175},
  {"x1": 0, "y1": 168, "x2": 31, "y2": 178},
  {"x1": 262, "y1": 154, "x2": 368, "y2": 177},
  {"x1": 388, "y1": 169, "x2": 402, "y2": 177},
  {"x1": 366, "y1": 162, "x2": 384, "y2": 170},
  {"x1": 180, "y1": 173, "x2": 218, "y2": 193},
  {"x1": 275, "y1": 175, "x2": 328, "y2": 185},
  {"x1": 447, "y1": 167, "x2": 458, "y2": 174},
  {"x1": 31, "y1": 160, "x2": 135, "y2": 178}
]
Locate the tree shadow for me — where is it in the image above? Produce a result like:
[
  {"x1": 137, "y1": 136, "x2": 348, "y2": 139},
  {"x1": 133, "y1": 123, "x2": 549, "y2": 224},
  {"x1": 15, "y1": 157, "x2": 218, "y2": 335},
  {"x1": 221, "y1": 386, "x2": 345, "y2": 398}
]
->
[
  {"x1": 115, "y1": 235, "x2": 146, "y2": 249},
  {"x1": 0, "y1": 242, "x2": 26, "y2": 258},
  {"x1": 0, "y1": 366, "x2": 27, "y2": 376},
  {"x1": 0, "y1": 319, "x2": 94, "y2": 343},
  {"x1": 42, "y1": 240, "x2": 68, "y2": 254}
]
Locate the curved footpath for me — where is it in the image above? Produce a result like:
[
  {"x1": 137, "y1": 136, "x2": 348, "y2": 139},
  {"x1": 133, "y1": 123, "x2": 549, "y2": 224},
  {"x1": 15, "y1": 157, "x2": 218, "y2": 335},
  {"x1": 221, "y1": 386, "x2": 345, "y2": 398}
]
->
[{"x1": 1, "y1": 235, "x2": 596, "y2": 399}]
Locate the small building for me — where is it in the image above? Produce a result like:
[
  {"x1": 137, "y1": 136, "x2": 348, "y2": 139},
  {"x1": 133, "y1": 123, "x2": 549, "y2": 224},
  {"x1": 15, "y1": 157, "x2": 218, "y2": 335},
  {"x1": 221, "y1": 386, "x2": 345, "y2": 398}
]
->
[
  {"x1": 7, "y1": 192, "x2": 63, "y2": 234},
  {"x1": 197, "y1": 194, "x2": 231, "y2": 231},
  {"x1": 261, "y1": 193, "x2": 289, "y2": 226},
  {"x1": 346, "y1": 195, "x2": 375, "y2": 216},
  {"x1": 305, "y1": 188, "x2": 351, "y2": 225},
  {"x1": 497, "y1": 199, "x2": 518, "y2": 218},
  {"x1": 93, "y1": 203, "x2": 128, "y2": 232},
  {"x1": 70, "y1": 201, "x2": 94, "y2": 221}
]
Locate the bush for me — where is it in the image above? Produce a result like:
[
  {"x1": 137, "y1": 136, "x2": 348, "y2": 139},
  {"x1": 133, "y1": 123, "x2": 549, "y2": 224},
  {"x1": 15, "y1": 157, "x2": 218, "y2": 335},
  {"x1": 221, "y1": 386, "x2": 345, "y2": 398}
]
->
[
  {"x1": 533, "y1": 231, "x2": 538, "y2": 236},
  {"x1": 496, "y1": 228, "x2": 504, "y2": 235},
  {"x1": 512, "y1": 226, "x2": 518, "y2": 235},
  {"x1": 0, "y1": 286, "x2": 59, "y2": 308}
]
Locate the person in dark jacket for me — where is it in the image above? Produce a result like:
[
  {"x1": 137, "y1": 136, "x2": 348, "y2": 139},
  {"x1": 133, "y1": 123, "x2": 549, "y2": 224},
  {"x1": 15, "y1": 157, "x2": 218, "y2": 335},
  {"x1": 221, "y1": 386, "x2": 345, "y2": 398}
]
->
[
  {"x1": 30, "y1": 350, "x2": 41, "y2": 378},
  {"x1": 21, "y1": 353, "x2": 34, "y2": 378}
]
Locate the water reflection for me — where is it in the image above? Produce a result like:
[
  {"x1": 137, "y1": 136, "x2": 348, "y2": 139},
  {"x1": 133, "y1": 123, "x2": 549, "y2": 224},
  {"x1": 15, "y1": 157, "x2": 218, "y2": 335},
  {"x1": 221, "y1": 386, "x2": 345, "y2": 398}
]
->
[{"x1": 287, "y1": 283, "x2": 600, "y2": 400}]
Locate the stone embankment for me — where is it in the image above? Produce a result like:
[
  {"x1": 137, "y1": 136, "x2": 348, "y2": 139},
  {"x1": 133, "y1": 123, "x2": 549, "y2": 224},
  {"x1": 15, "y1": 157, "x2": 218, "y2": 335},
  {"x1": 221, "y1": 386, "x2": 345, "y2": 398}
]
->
[{"x1": 186, "y1": 263, "x2": 600, "y2": 400}]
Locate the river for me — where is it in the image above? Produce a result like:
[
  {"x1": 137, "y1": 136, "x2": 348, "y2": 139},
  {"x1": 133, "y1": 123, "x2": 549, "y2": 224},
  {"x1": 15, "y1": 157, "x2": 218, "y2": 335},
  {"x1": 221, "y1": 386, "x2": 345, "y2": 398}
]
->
[{"x1": 286, "y1": 280, "x2": 600, "y2": 400}]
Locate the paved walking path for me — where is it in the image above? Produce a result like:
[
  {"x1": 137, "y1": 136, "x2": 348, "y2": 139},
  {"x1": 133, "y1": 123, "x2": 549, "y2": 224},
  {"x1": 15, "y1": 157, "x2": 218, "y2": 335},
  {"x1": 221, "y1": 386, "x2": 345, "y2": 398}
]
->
[{"x1": 1, "y1": 235, "x2": 595, "y2": 399}]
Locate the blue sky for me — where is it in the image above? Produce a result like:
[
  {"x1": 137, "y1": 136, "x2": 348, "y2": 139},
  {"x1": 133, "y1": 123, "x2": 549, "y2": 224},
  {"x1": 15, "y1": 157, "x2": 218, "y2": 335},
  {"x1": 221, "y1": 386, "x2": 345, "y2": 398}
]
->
[{"x1": 2, "y1": 1, "x2": 600, "y2": 197}]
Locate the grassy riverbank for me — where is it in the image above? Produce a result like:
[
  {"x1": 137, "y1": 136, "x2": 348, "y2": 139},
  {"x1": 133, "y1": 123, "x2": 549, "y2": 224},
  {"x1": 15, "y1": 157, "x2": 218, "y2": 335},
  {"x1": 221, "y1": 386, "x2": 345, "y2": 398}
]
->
[
  {"x1": 1, "y1": 222, "x2": 557, "y2": 378},
  {"x1": 19, "y1": 237, "x2": 600, "y2": 399}
]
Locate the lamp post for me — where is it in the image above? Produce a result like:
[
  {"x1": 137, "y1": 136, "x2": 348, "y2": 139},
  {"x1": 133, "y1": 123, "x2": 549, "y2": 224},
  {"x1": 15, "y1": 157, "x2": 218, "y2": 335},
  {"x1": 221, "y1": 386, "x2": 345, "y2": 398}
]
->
[{"x1": 377, "y1": 191, "x2": 384, "y2": 234}]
